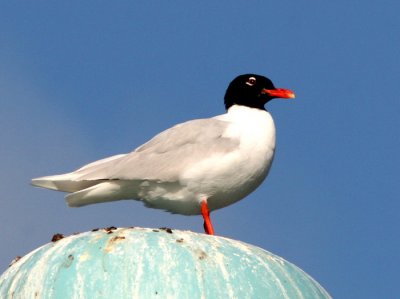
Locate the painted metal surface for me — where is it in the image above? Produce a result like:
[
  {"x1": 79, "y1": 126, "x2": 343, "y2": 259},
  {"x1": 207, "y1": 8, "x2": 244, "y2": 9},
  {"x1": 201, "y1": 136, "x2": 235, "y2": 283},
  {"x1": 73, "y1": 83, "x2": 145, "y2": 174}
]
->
[{"x1": 0, "y1": 227, "x2": 331, "y2": 299}]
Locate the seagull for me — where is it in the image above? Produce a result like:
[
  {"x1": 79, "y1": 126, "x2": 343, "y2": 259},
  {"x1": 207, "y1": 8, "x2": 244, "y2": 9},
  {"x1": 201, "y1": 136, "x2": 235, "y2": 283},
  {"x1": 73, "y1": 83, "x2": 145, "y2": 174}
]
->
[{"x1": 32, "y1": 74, "x2": 295, "y2": 235}]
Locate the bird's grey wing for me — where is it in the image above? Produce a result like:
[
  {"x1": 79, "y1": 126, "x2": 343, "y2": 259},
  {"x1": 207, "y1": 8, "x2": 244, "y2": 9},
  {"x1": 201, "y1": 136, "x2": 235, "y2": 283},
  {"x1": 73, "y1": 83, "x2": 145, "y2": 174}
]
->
[{"x1": 75, "y1": 118, "x2": 240, "y2": 182}]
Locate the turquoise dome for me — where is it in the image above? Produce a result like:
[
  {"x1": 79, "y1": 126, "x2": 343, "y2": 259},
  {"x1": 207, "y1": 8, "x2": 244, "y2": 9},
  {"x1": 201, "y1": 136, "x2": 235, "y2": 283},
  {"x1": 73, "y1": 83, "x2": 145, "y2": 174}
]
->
[{"x1": 0, "y1": 227, "x2": 330, "y2": 298}]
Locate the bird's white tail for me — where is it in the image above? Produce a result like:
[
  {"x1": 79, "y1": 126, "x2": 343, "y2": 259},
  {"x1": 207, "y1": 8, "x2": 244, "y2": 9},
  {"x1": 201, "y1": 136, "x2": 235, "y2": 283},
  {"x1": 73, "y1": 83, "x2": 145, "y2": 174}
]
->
[{"x1": 65, "y1": 181, "x2": 136, "y2": 207}]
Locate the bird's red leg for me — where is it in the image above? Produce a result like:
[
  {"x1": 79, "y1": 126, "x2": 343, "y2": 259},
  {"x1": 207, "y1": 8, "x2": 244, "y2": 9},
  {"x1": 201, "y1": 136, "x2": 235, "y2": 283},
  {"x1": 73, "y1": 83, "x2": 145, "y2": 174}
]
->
[{"x1": 201, "y1": 199, "x2": 215, "y2": 235}]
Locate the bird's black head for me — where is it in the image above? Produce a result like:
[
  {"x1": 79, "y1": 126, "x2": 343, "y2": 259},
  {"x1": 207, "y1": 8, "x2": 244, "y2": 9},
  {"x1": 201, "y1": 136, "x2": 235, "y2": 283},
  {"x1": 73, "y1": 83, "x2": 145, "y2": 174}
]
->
[{"x1": 224, "y1": 74, "x2": 295, "y2": 110}]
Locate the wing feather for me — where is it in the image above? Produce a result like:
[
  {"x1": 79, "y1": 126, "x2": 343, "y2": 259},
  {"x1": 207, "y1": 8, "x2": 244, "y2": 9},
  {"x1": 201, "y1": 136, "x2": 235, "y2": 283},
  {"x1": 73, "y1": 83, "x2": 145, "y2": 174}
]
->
[{"x1": 76, "y1": 118, "x2": 239, "y2": 182}]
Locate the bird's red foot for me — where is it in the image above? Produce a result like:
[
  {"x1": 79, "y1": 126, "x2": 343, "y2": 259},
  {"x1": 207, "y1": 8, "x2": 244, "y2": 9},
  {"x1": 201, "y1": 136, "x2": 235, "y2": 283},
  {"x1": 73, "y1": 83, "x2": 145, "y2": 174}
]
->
[{"x1": 201, "y1": 200, "x2": 215, "y2": 235}]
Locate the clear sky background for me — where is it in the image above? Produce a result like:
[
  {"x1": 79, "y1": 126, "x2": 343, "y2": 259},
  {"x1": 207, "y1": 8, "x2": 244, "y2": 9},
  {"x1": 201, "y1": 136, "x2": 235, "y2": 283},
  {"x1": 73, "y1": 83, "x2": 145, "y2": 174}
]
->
[{"x1": 1, "y1": 2, "x2": 399, "y2": 298}]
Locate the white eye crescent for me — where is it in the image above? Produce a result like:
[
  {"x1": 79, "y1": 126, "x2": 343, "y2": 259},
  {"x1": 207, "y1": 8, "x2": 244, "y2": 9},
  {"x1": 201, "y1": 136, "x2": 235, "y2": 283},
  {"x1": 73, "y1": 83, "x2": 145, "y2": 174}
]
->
[{"x1": 246, "y1": 77, "x2": 256, "y2": 86}]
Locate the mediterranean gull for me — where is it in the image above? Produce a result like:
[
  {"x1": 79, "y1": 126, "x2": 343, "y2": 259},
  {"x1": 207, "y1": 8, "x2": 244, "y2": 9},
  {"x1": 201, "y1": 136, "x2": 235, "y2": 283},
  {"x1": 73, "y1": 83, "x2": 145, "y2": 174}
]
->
[{"x1": 32, "y1": 74, "x2": 295, "y2": 235}]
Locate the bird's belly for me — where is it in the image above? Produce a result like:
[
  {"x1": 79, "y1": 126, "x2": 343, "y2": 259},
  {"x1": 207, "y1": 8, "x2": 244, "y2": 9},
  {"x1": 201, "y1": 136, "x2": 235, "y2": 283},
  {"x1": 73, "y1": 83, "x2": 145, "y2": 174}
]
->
[
  {"x1": 181, "y1": 147, "x2": 275, "y2": 211},
  {"x1": 135, "y1": 149, "x2": 273, "y2": 215}
]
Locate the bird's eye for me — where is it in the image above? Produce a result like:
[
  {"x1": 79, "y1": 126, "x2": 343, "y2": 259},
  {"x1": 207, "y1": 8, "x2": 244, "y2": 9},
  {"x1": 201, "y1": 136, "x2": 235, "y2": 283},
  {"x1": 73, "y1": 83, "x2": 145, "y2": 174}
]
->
[{"x1": 246, "y1": 77, "x2": 256, "y2": 86}]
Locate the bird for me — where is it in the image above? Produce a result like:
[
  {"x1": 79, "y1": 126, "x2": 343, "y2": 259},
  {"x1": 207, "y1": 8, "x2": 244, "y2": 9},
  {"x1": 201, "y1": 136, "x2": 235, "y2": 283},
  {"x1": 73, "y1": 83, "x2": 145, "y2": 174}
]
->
[{"x1": 32, "y1": 74, "x2": 295, "y2": 235}]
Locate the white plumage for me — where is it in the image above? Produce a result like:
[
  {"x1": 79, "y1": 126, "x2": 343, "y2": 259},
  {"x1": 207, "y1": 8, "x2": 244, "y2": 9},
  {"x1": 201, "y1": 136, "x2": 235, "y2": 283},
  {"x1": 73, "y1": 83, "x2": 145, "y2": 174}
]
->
[
  {"x1": 32, "y1": 105, "x2": 275, "y2": 215},
  {"x1": 31, "y1": 74, "x2": 294, "y2": 234}
]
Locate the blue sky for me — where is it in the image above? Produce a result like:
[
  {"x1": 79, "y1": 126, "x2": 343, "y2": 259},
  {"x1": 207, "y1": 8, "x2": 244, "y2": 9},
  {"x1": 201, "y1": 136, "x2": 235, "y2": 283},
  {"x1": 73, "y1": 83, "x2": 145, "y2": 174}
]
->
[{"x1": 1, "y1": 2, "x2": 399, "y2": 298}]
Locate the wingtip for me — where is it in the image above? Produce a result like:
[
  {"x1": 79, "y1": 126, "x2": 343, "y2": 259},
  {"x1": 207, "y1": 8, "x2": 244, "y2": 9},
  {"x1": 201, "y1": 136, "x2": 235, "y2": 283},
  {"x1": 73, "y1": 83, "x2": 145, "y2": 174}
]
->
[{"x1": 31, "y1": 177, "x2": 58, "y2": 190}]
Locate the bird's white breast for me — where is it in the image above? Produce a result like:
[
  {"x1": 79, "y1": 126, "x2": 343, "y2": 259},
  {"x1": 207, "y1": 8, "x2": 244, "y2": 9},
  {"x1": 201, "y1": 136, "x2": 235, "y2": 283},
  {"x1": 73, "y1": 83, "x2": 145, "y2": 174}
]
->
[{"x1": 181, "y1": 105, "x2": 276, "y2": 211}]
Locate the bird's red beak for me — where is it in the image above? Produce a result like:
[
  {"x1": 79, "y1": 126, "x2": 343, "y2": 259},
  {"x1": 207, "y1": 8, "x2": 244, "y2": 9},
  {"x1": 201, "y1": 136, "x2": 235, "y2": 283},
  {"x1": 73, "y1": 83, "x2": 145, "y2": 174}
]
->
[{"x1": 262, "y1": 88, "x2": 295, "y2": 99}]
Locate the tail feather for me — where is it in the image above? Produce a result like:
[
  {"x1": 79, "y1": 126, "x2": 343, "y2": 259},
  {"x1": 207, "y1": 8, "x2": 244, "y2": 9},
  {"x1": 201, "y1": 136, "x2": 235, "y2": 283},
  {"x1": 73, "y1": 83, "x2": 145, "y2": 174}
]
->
[{"x1": 66, "y1": 181, "x2": 138, "y2": 207}]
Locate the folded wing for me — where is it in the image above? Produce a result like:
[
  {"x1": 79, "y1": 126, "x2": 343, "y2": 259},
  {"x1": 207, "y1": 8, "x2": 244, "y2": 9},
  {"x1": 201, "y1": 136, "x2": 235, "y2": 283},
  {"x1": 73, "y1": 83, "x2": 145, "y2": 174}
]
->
[{"x1": 32, "y1": 118, "x2": 240, "y2": 206}]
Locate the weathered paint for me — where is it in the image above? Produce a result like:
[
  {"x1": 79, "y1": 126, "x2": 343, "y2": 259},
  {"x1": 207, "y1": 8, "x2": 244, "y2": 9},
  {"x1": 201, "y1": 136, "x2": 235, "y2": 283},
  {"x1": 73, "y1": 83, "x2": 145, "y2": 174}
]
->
[{"x1": 0, "y1": 227, "x2": 331, "y2": 299}]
